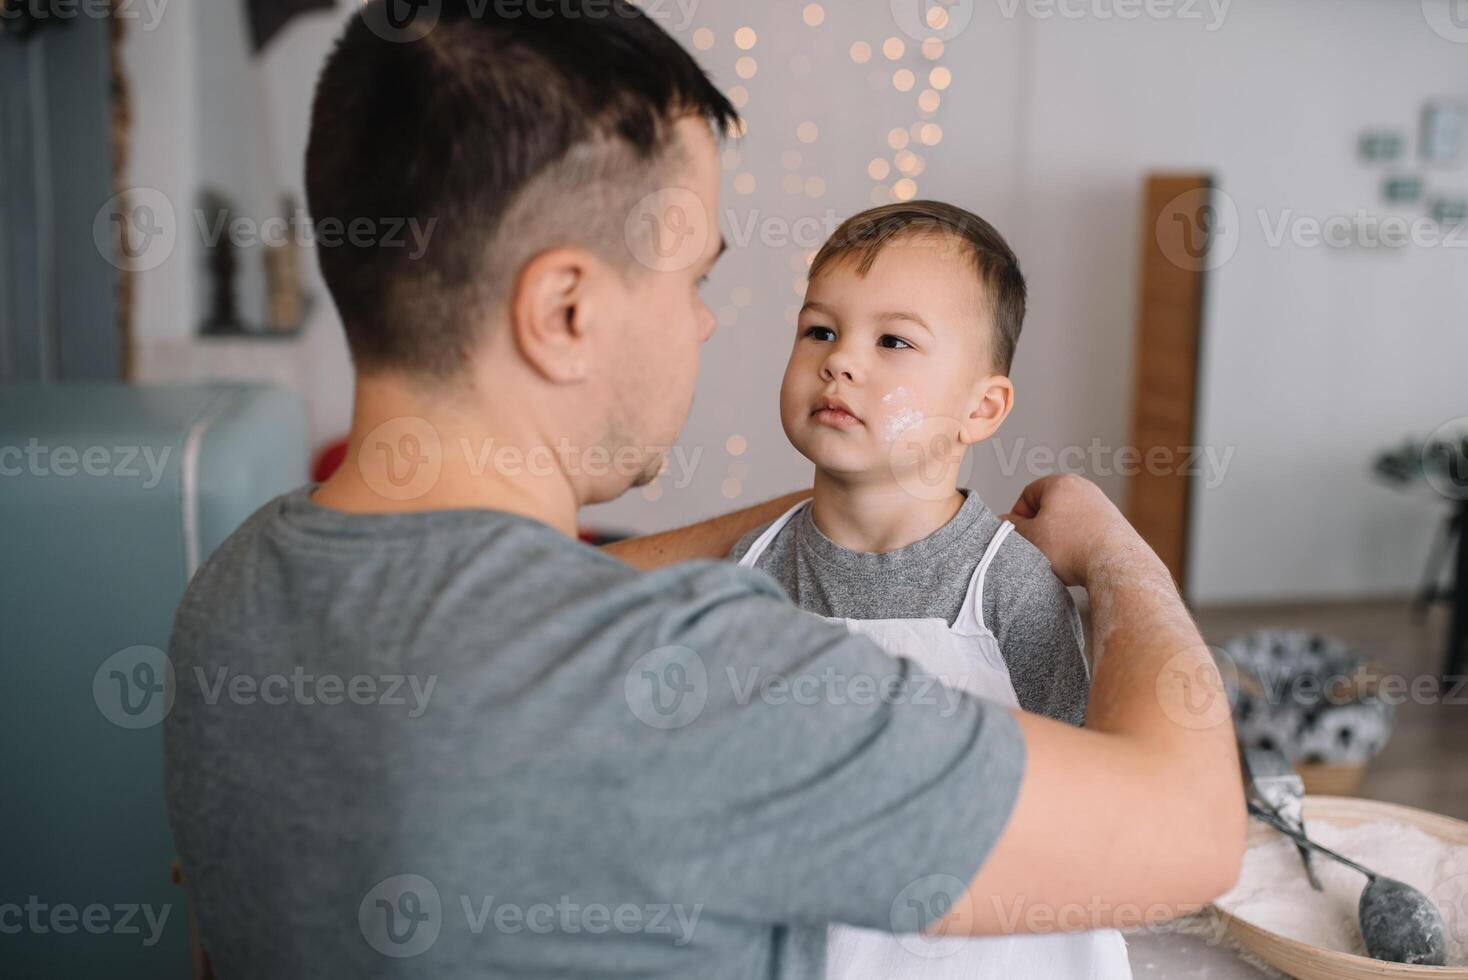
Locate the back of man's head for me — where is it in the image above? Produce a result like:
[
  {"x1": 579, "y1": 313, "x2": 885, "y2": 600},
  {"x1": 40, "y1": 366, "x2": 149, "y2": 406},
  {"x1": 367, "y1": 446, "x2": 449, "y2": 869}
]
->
[{"x1": 306, "y1": 0, "x2": 737, "y2": 378}]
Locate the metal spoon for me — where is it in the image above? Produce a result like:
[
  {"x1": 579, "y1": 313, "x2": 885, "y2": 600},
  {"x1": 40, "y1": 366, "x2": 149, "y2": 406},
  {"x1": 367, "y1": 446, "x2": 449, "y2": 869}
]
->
[{"x1": 1248, "y1": 802, "x2": 1447, "y2": 966}]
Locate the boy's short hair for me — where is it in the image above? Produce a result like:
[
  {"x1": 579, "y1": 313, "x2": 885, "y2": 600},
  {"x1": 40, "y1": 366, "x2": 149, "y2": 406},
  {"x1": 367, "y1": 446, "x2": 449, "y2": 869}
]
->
[
  {"x1": 305, "y1": 0, "x2": 737, "y2": 377},
  {"x1": 809, "y1": 201, "x2": 1027, "y2": 374}
]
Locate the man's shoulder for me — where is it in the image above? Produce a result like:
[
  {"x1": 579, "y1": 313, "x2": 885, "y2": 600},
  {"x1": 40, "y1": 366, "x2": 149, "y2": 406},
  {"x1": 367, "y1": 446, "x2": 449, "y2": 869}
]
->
[{"x1": 176, "y1": 488, "x2": 800, "y2": 658}]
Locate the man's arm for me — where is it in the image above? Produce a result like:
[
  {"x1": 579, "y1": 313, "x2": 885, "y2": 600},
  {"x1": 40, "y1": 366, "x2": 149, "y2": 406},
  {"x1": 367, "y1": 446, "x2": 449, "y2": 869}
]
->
[
  {"x1": 599, "y1": 489, "x2": 812, "y2": 571},
  {"x1": 940, "y1": 475, "x2": 1245, "y2": 935}
]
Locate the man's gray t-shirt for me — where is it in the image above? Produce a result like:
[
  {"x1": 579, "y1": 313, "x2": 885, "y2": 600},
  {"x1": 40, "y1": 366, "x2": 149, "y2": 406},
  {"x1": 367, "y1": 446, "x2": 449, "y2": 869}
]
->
[
  {"x1": 164, "y1": 487, "x2": 1025, "y2": 979},
  {"x1": 730, "y1": 490, "x2": 1090, "y2": 726}
]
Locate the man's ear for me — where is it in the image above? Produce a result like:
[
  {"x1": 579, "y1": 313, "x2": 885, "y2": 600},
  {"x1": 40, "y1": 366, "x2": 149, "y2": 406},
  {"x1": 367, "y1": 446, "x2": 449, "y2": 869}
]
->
[
  {"x1": 508, "y1": 247, "x2": 604, "y2": 384},
  {"x1": 958, "y1": 375, "x2": 1014, "y2": 446}
]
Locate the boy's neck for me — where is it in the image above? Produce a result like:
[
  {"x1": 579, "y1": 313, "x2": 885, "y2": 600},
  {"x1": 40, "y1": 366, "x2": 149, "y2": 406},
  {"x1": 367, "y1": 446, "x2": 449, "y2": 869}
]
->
[{"x1": 808, "y1": 470, "x2": 966, "y2": 554}]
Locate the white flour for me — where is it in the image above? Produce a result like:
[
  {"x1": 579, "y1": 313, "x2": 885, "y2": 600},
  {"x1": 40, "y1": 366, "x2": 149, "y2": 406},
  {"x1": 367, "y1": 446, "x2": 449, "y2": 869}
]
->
[
  {"x1": 879, "y1": 386, "x2": 924, "y2": 443},
  {"x1": 1215, "y1": 820, "x2": 1468, "y2": 965}
]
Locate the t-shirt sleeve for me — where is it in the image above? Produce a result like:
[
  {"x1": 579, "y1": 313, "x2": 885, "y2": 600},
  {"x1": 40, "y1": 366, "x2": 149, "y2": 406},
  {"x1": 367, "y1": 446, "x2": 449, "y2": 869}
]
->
[
  {"x1": 988, "y1": 541, "x2": 1091, "y2": 727},
  {"x1": 617, "y1": 562, "x2": 1026, "y2": 934}
]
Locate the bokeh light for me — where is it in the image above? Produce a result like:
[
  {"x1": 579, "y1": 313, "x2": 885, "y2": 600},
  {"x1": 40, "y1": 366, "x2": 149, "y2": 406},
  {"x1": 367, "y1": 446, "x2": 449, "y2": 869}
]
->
[
  {"x1": 797, "y1": 121, "x2": 820, "y2": 143},
  {"x1": 888, "y1": 127, "x2": 910, "y2": 150},
  {"x1": 735, "y1": 26, "x2": 757, "y2": 49},
  {"x1": 868, "y1": 158, "x2": 891, "y2": 180},
  {"x1": 918, "y1": 89, "x2": 941, "y2": 112},
  {"x1": 692, "y1": 28, "x2": 714, "y2": 51},
  {"x1": 883, "y1": 36, "x2": 906, "y2": 60},
  {"x1": 735, "y1": 56, "x2": 758, "y2": 79},
  {"x1": 893, "y1": 178, "x2": 917, "y2": 201},
  {"x1": 802, "y1": 3, "x2": 825, "y2": 27},
  {"x1": 850, "y1": 41, "x2": 872, "y2": 64},
  {"x1": 734, "y1": 172, "x2": 757, "y2": 194},
  {"x1": 893, "y1": 69, "x2": 915, "y2": 92},
  {"x1": 930, "y1": 67, "x2": 952, "y2": 90}
]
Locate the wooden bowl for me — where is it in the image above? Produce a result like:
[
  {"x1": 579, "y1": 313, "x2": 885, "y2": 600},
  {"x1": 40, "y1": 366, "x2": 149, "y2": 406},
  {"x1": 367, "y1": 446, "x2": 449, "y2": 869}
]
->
[
  {"x1": 1212, "y1": 796, "x2": 1468, "y2": 979},
  {"x1": 1298, "y1": 762, "x2": 1368, "y2": 798}
]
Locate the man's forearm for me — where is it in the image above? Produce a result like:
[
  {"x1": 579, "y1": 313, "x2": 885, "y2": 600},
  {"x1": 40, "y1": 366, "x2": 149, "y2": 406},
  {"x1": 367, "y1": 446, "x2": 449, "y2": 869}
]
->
[{"x1": 599, "y1": 489, "x2": 812, "y2": 571}]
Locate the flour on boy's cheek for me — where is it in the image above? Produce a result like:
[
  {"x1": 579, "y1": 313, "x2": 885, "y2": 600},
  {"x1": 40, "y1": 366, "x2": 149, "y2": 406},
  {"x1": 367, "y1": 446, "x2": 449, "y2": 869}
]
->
[{"x1": 880, "y1": 386, "x2": 925, "y2": 444}]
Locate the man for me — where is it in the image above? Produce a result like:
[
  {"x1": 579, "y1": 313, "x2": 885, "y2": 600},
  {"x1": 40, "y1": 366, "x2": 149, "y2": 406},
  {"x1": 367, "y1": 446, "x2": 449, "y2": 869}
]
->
[{"x1": 164, "y1": 2, "x2": 1244, "y2": 977}]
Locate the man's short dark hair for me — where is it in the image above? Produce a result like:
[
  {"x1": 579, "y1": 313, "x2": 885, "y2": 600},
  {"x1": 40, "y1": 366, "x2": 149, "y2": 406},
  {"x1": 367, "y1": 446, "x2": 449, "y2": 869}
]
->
[
  {"x1": 809, "y1": 201, "x2": 1027, "y2": 374},
  {"x1": 306, "y1": 0, "x2": 738, "y2": 377}
]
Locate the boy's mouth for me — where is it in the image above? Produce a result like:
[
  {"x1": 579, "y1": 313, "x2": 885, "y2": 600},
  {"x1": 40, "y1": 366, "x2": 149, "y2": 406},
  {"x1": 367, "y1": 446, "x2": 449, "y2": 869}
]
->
[{"x1": 811, "y1": 397, "x2": 863, "y2": 429}]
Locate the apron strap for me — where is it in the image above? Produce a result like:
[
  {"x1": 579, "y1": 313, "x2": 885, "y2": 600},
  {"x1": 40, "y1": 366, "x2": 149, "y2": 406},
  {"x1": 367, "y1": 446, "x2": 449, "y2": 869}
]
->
[
  {"x1": 952, "y1": 520, "x2": 1016, "y2": 636},
  {"x1": 734, "y1": 499, "x2": 810, "y2": 569}
]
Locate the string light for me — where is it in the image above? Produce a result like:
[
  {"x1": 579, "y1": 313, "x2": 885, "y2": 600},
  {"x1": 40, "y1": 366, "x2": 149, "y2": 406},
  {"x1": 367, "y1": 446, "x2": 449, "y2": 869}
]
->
[
  {"x1": 850, "y1": 41, "x2": 872, "y2": 64},
  {"x1": 735, "y1": 56, "x2": 757, "y2": 79},
  {"x1": 797, "y1": 121, "x2": 820, "y2": 143},
  {"x1": 882, "y1": 36, "x2": 905, "y2": 60},
  {"x1": 728, "y1": 85, "x2": 748, "y2": 108},
  {"x1": 920, "y1": 123, "x2": 943, "y2": 145},
  {"x1": 918, "y1": 89, "x2": 941, "y2": 112},
  {"x1": 734, "y1": 172, "x2": 757, "y2": 194},
  {"x1": 692, "y1": 28, "x2": 714, "y2": 50},
  {"x1": 929, "y1": 67, "x2": 952, "y2": 90},
  {"x1": 727, "y1": 434, "x2": 748, "y2": 455},
  {"x1": 802, "y1": 3, "x2": 825, "y2": 27},
  {"x1": 888, "y1": 128, "x2": 910, "y2": 150},
  {"x1": 922, "y1": 38, "x2": 944, "y2": 59},
  {"x1": 893, "y1": 69, "x2": 915, "y2": 92},
  {"x1": 734, "y1": 26, "x2": 757, "y2": 49},
  {"x1": 893, "y1": 179, "x2": 918, "y2": 201},
  {"x1": 868, "y1": 158, "x2": 891, "y2": 180}
]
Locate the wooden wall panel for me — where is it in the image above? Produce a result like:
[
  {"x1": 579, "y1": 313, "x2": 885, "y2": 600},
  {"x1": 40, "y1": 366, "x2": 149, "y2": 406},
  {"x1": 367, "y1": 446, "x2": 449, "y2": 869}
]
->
[{"x1": 1126, "y1": 174, "x2": 1213, "y2": 596}]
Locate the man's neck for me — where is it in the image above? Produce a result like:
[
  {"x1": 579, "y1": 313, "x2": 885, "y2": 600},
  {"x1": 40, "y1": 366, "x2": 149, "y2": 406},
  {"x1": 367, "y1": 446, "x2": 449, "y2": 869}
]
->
[
  {"x1": 808, "y1": 470, "x2": 965, "y2": 554},
  {"x1": 311, "y1": 376, "x2": 582, "y2": 538}
]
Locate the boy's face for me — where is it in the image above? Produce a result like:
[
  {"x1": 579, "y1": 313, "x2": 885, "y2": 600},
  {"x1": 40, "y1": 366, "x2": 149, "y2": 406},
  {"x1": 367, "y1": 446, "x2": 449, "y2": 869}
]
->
[{"x1": 780, "y1": 233, "x2": 1011, "y2": 487}]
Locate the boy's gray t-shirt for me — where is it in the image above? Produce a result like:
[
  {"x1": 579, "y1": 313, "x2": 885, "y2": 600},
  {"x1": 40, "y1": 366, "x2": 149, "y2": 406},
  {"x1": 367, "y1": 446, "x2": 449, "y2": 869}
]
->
[
  {"x1": 730, "y1": 490, "x2": 1090, "y2": 726},
  {"x1": 164, "y1": 487, "x2": 1026, "y2": 980}
]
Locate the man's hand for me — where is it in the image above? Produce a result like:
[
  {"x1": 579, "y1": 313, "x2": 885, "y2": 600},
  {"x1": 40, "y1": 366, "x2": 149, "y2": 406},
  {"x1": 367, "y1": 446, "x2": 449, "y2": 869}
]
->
[
  {"x1": 942, "y1": 474, "x2": 1246, "y2": 937},
  {"x1": 1000, "y1": 474, "x2": 1141, "y2": 588}
]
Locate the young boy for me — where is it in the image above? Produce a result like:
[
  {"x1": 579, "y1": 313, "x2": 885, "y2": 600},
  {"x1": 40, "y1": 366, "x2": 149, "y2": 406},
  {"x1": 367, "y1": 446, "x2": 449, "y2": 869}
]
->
[{"x1": 729, "y1": 202, "x2": 1130, "y2": 979}]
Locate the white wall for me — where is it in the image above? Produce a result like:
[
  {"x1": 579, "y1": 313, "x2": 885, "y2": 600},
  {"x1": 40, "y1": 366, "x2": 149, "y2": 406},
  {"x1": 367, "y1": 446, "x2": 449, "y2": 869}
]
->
[
  {"x1": 123, "y1": 0, "x2": 1466, "y2": 603},
  {"x1": 591, "y1": 0, "x2": 1468, "y2": 605},
  {"x1": 123, "y1": 0, "x2": 353, "y2": 445}
]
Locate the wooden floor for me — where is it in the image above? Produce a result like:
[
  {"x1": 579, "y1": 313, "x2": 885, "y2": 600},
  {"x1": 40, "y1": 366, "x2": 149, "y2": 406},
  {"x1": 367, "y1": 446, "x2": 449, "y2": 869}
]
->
[{"x1": 1192, "y1": 599, "x2": 1468, "y2": 820}]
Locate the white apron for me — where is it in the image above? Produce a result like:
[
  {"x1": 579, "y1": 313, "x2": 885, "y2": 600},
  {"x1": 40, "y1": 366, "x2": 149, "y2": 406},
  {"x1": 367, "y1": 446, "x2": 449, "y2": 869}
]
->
[{"x1": 738, "y1": 500, "x2": 1131, "y2": 980}]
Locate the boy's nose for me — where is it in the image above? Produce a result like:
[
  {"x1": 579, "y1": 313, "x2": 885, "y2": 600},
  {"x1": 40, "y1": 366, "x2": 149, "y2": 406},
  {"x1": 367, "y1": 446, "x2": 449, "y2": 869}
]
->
[{"x1": 821, "y1": 351, "x2": 858, "y2": 384}]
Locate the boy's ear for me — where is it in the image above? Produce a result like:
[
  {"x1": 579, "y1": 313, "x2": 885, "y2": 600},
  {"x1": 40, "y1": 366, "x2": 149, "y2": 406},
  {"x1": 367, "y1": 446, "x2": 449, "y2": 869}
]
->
[
  {"x1": 958, "y1": 375, "x2": 1014, "y2": 446},
  {"x1": 508, "y1": 246, "x2": 605, "y2": 384}
]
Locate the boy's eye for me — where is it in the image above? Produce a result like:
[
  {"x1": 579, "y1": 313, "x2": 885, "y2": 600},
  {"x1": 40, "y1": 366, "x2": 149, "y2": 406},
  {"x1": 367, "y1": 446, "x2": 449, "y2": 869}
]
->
[
  {"x1": 879, "y1": 335, "x2": 913, "y2": 350},
  {"x1": 803, "y1": 325, "x2": 835, "y2": 342}
]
